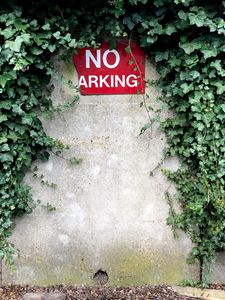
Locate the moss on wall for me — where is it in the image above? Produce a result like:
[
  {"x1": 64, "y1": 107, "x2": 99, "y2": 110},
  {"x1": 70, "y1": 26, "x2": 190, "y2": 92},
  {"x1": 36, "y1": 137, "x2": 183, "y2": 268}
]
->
[
  {"x1": 102, "y1": 246, "x2": 198, "y2": 286},
  {"x1": 10, "y1": 245, "x2": 198, "y2": 286}
]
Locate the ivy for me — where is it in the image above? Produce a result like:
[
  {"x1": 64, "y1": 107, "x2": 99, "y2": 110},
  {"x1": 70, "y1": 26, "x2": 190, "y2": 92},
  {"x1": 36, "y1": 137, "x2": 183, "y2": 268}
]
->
[{"x1": 1, "y1": 0, "x2": 225, "y2": 285}]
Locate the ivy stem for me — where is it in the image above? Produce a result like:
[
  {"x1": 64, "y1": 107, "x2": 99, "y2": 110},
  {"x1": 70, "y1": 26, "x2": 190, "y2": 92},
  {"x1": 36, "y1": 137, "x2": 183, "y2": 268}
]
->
[
  {"x1": 128, "y1": 34, "x2": 154, "y2": 135},
  {"x1": 49, "y1": 150, "x2": 69, "y2": 161},
  {"x1": 199, "y1": 256, "x2": 204, "y2": 283},
  {"x1": 0, "y1": 259, "x2": 2, "y2": 286}
]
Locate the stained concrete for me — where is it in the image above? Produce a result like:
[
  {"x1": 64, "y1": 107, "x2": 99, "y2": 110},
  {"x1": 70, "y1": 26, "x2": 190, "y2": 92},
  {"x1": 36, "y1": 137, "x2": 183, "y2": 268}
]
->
[
  {"x1": 210, "y1": 253, "x2": 225, "y2": 284},
  {"x1": 172, "y1": 286, "x2": 225, "y2": 300},
  {"x1": 2, "y1": 58, "x2": 199, "y2": 285},
  {"x1": 23, "y1": 294, "x2": 66, "y2": 300}
]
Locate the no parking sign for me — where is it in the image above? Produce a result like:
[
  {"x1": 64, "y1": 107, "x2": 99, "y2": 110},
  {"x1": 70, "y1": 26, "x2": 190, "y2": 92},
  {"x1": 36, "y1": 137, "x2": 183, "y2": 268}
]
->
[{"x1": 73, "y1": 40, "x2": 145, "y2": 95}]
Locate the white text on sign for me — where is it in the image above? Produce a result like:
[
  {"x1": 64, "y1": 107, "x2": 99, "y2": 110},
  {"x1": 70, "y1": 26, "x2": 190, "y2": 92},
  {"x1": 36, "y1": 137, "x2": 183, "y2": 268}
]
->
[
  {"x1": 73, "y1": 41, "x2": 145, "y2": 95},
  {"x1": 79, "y1": 49, "x2": 138, "y2": 89}
]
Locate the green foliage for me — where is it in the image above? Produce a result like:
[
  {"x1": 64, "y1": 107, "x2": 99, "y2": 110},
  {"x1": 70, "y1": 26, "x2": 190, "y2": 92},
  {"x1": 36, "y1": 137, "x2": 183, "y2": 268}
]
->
[
  {"x1": 1, "y1": 0, "x2": 225, "y2": 284},
  {"x1": 0, "y1": 3, "x2": 81, "y2": 265},
  {"x1": 69, "y1": 157, "x2": 82, "y2": 165}
]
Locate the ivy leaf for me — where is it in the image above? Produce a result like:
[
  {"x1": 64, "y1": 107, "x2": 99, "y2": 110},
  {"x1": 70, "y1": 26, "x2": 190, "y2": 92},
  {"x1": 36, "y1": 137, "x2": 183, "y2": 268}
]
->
[
  {"x1": 181, "y1": 83, "x2": 193, "y2": 94},
  {"x1": 132, "y1": 13, "x2": 143, "y2": 24},
  {"x1": 48, "y1": 44, "x2": 56, "y2": 52},
  {"x1": 188, "y1": 12, "x2": 206, "y2": 27},
  {"x1": 178, "y1": 10, "x2": 188, "y2": 21},
  {"x1": 210, "y1": 60, "x2": 222, "y2": 71},
  {"x1": 8, "y1": 133, "x2": 19, "y2": 142},
  {"x1": 179, "y1": 40, "x2": 201, "y2": 54},
  {"x1": 46, "y1": 203, "x2": 56, "y2": 212},
  {"x1": 155, "y1": 51, "x2": 169, "y2": 62},
  {"x1": 30, "y1": 46, "x2": 43, "y2": 55},
  {"x1": 0, "y1": 153, "x2": 13, "y2": 162},
  {"x1": 123, "y1": 17, "x2": 135, "y2": 30},
  {"x1": 5, "y1": 35, "x2": 31, "y2": 52},
  {"x1": 21, "y1": 114, "x2": 33, "y2": 125},
  {"x1": 12, "y1": 104, "x2": 24, "y2": 115},
  {"x1": 69, "y1": 157, "x2": 82, "y2": 165},
  {"x1": 0, "y1": 27, "x2": 15, "y2": 39},
  {"x1": 1, "y1": 144, "x2": 10, "y2": 152},
  {"x1": 42, "y1": 23, "x2": 51, "y2": 30},
  {"x1": 146, "y1": 36, "x2": 157, "y2": 44},
  {"x1": 0, "y1": 72, "x2": 16, "y2": 88},
  {"x1": 201, "y1": 48, "x2": 218, "y2": 59},
  {"x1": 0, "y1": 137, "x2": 8, "y2": 144},
  {"x1": 196, "y1": 122, "x2": 204, "y2": 131},
  {"x1": 14, "y1": 19, "x2": 29, "y2": 31},
  {"x1": 129, "y1": 59, "x2": 134, "y2": 65},
  {"x1": 220, "y1": 104, "x2": 225, "y2": 112},
  {"x1": 125, "y1": 46, "x2": 131, "y2": 54},
  {"x1": 53, "y1": 31, "x2": 61, "y2": 39},
  {"x1": 164, "y1": 24, "x2": 177, "y2": 35},
  {"x1": 0, "y1": 115, "x2": 8, "y2": 123},
  {"x1": 18, "y1": 77, "x2": 29, "y2": 86},
  {"x1": 139, "y1": 123, "x2": 151, "y2": 135},
  {"x1": 109, "y1": 39, "x2": 117, "y2": 50},
  {"x1": 211, "y1": 81, "x2": 225, "y2": 94},
  {"x1": 39, "y1": 151, "x2": 50, "y2": 162}
]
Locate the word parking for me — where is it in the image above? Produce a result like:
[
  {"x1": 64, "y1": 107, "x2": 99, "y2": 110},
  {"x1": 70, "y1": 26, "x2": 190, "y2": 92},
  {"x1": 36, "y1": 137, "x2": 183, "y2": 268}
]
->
[{"x1": 73, "y1": 41, "x2": 145, "y2": 95}]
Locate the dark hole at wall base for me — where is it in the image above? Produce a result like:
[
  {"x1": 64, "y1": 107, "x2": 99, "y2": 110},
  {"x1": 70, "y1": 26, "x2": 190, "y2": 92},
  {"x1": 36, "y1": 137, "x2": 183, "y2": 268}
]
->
[{"x1": 93, "y1": 270, "x2": 109, "y2": 286}]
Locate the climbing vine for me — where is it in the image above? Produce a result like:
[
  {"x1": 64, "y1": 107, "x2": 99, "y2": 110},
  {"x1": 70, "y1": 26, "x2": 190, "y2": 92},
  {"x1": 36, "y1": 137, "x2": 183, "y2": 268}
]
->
[{"x1": 1, "y1": 0, "x2": 225, "y2": 284}]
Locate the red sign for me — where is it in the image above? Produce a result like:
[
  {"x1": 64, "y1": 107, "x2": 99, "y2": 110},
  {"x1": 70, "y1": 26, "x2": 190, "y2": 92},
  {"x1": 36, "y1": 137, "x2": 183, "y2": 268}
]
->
[{"x1": 73, "y1": 40, "x2": 145, "y2": 95}]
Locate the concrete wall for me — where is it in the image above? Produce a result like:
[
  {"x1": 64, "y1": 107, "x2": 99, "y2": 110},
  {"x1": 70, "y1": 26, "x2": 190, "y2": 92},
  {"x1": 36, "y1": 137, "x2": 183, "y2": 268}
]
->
[
  {"x1": 210, "y1": 253, "x2": 225, "y2": 283},
  {"x1": 2, "y1": 58, "x2": 200, "y2": 286}
]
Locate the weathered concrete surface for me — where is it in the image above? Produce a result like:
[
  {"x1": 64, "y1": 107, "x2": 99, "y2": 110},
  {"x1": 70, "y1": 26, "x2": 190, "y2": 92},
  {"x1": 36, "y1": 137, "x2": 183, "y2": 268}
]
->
[
  {"x1": 2, "y1": 58, "x2": 199, "y2": 285},
  {"x1": 210, "y1": 253, "x2": 225, "y2": 284},
  {"x1": 172, "y1": 286, "x2": 225, "y2": 300},
  {"x1": 23, "y1": 293, "x2": 66, "y2": 300}
]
